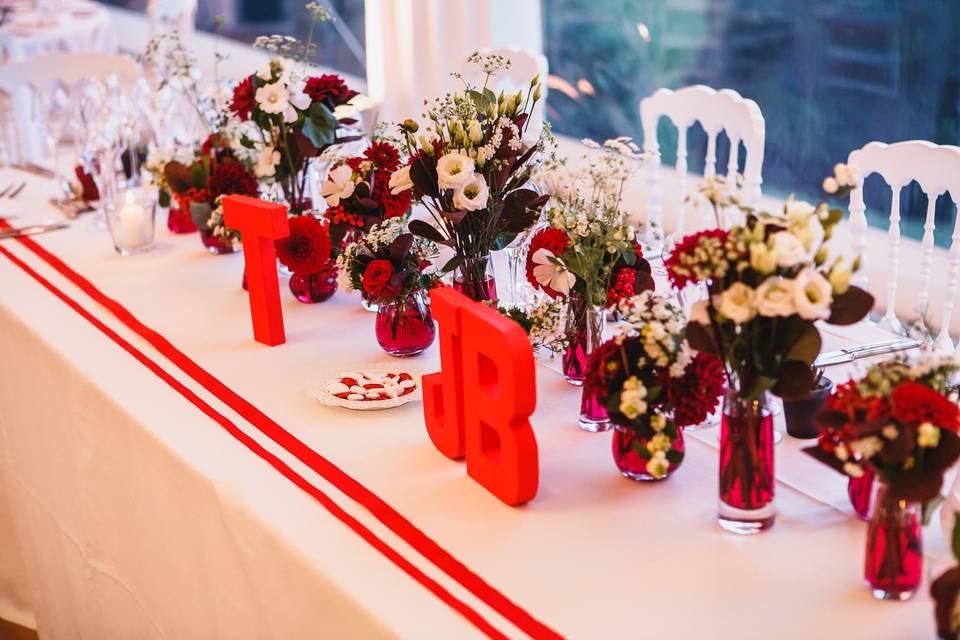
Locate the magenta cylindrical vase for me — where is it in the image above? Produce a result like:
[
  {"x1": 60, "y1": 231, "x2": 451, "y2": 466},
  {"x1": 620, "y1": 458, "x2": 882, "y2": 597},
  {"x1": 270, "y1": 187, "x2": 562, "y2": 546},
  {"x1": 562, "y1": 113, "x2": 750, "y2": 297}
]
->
[{"x1": 718, "y1": 388, "x2": 775, "y2": 534}]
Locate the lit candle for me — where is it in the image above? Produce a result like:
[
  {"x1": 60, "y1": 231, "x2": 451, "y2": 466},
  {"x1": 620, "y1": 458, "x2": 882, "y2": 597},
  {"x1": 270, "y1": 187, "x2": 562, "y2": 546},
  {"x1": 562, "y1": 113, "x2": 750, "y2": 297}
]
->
[{"x1": 118, "y1": 190, "x2": 150, "y2": 249}]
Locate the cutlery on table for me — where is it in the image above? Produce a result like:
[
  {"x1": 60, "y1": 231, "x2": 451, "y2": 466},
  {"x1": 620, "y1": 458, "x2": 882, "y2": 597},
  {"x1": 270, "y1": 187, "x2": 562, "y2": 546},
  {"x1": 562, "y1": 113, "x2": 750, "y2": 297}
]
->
[
  {"x1": 0, "y1": 222, "x2": 69, "y2": 240},
  {"x1": 10, "y1": 163, "x2": 55, "y2": 178},
  {"x1": 7, "y1": 182, "x2": 25, "y2": 198},
  {"x1": 814, "y1": 338, "x2": 923, "y2": 368},
  {"x1": 49, "y1": 197, "x2": 95, "y2": 219}
]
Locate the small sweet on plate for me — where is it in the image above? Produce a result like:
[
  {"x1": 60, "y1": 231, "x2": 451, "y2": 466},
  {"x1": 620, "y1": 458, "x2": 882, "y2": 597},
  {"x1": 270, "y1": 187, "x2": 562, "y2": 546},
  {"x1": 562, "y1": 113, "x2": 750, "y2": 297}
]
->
[{"x1": 318, "y1": 368, "x2": 420, "y2": 409}]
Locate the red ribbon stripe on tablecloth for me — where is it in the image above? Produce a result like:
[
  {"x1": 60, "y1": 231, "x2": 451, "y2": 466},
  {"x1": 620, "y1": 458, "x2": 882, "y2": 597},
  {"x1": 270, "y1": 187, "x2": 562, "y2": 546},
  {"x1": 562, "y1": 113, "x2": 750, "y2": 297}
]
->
[{"x1": 0, "y1": 222, "x2": 563, "y2": 640}]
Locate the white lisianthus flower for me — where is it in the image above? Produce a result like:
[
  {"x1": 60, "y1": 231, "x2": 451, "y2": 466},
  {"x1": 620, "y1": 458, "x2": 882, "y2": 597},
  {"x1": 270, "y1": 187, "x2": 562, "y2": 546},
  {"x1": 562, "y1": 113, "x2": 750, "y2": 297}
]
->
[
  {"x1": 688, "y1": 299, "x2": 710, "y2": 325},
  {"x1": 791, "y1": 267, "x2": 833, "y2": 320},
  {"x1": 531, "y1": 248, "x2": 576, "y2": 295},
  {"x1": 754, "y1": 277, "x2": 796, "y2": 317},
  {"x1": 716, "y1": 282, "x2": 756, "y2": 324},
  {"x1": 749, "y1": 242, "x2": 777, "y2": 275},
  {"x1": 834, "y1": 162, "x2": 858, "y2": 187},
  {"x1": 256, "y1": 62, "x2": 275, "y2": 81},
  {"x1": 255, "y1": 82, "x2": 292, "y2": 116},
  {"x1": 286, "y1": 78, "x2": 312, "y2": 111},
  {"x1": 770, "y1": 231, "x2": 807, "y2": 267},
  {"x1": 320, "y1": 164, "x2": 357, "y2": 206},
  {"x1": 452, "y1": 173, "x2": 489, "y2": 211},
  {"x1": 436, "y1": 152, "x2": 476, "y2": 189},
  {"x1": 785, "y1": 198, "x2": 816, "y2": 220},
  {"x1": 822, "y1": 176, "x2": 839, "y2": 194},
  {"x1": 255, "y1": 145, "x2": 280, "y2": 178},
  {"x1": 645, "y1": 451, "x2": 670, "y2": 479},
  {"x1": 918, "y1": 422, "x2": 941, "y2": 448},
  {"x1": 389, "y1": 165, "x2": 412, "y2": 195},
  {"x1": 619, "y1": 376, "x2": 648, "y2": 420}
]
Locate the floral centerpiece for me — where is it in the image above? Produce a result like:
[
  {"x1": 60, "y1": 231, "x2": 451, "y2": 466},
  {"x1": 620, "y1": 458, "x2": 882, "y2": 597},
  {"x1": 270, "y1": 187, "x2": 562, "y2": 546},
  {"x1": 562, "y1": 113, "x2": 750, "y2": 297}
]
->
[
  {"x1": 276, "y1": 214, "x2": 337, "y2": 303},
  {"x1": 228, "y1": 4, "x2": 361, "y2": 214},
  {"x1": 583, "y1": 291, "x2": 725, "y2": 480},
  {"x1": 338, "y1": 218, "x2": 440, "y2": 356},
  {"x1": 806, "y1": 353, "x2": 960, "y2": 601},
  {"x1": 526, "y1": 137, "x2": 654, "y2": 431},
  {"x1": 668, "y1": 164, "x2": 874, "y2": 533},
  {"x1": 393, "y1": 51, "x2": 550, "y2": 302},
  {"x1": 320, "y1": 138, "x2": 412, "y2": 248},
  {"x1": 160, "y1": 133, "x2": 260, "y2": 253}
]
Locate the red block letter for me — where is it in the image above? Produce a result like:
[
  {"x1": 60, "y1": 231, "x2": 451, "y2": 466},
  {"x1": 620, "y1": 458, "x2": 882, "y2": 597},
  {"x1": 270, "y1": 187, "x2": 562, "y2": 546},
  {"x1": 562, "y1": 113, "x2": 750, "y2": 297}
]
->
[
  {"x1": 222, "y1": 195, "x2": 289, "y2": 346},
  {"x1": 423, "y1": 287, "x2": 539, "y2": 505}
]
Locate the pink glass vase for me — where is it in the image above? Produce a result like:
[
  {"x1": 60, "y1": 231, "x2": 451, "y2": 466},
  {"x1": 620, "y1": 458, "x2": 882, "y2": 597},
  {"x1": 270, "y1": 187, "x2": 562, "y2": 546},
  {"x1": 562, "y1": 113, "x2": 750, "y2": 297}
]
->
[
  {"x1": 849, "y1": 466, "x2": 878, "y2": 521},
  {"x1": 200, "y1": 229, "x2": 236, "y2": 255},
  {"x1": 167, "y1": 203, "x2": 197, "y2": 234},
  {"x1": 578, "y1": 388, "x2": 611, "y2": 432},
  {"x1": 562, "y1": 292, "x2": 605, "y2": 386},
  {"x1": 718, "y1": 388, "x2": 776, "y2": 534},
  {"x1": 865, "y1": 485, "x2": 922, "y2": 601},
  {"x1": 289, "y1": 260, "x2": 338, "y2": 303},
  {"x1": 453, "y1": 257, "x2": 497, "y2": 302},
  {"x1": 375, "y1": 290, "x2": 436, "y2": 357},
  {"x1": 612, "y1": 424, "x2": 685, "y2": 481}
]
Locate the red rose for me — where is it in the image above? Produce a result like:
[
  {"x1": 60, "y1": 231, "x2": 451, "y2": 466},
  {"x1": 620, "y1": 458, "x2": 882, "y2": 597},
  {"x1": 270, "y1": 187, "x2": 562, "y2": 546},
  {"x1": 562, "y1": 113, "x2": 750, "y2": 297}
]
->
[
  {"x1": 525, "y1": 227, "x2": 571, "y2": 298},
  {"x1": 229, "y1": 76, "x2": 256, "y2": 121},
  {"x1": 276, "y1": 215, "x2": 332, "y2": 276},
  {"x1": 891, "y1": 381, "x2": 960, "y2": 430},
  {"x1": 304, "y1": 74, "x2": 358, "y2": 108},
  {"x1": 207, "y1": 160, "x2": 259, "y2": 199},
  {"x1": 362, "y1": 259, "x2": 400, "y2": 300}
]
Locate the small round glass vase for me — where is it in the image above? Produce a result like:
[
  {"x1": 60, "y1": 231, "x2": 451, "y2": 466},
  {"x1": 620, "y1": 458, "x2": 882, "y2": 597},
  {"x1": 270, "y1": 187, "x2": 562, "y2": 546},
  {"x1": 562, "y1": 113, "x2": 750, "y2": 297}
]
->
[
  {"x1": 166, "y1": 202, "x2": 197, "y2": 234},
  {"x1": 612, "y1": 424, "x2": 685, "y2": 481},
  {"x1": 105, "y1": 186, "x2": 156, "y2": 256},
  {"x1": 865, "y1": 484, "x2": 922, "y2": 601},
  {"x1": 289, "y1": 260, "x2": 338, "y2": 303},
  {"x1": 375, "y1": 290, "x2": 436, "y2": 357},
  {"x1": 200, "y1": 229, "x2": 237, "y2": 255}
]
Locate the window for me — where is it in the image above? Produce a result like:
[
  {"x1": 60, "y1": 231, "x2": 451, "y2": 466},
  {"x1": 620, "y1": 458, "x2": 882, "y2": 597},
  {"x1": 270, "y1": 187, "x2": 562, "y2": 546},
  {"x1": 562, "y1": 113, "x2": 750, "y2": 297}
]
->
[
  {"x1": 101, "y1": 0, "x2": 366, "y2": 77},
  {"x1": 543, "y1": 0, "x2": 960, "y2": 245}
]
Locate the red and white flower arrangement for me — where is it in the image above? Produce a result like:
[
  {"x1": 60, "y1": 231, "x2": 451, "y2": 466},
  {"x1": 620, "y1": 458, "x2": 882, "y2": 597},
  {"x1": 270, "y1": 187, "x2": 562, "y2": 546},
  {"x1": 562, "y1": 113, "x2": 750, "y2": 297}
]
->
[
  {"x1": 583, "y1": 291, "x2": 725, "y2": 479},
  {"x1": 276, "y1": 214, "x2": 332, "y2": 278}
]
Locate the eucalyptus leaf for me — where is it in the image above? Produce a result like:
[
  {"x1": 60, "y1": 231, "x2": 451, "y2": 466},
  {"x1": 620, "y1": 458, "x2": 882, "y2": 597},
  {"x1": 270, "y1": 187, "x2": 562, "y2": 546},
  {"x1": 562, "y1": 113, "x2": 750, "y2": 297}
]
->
[{"x1": 302, "y1": 102, "x2": 337, "y2": 149}]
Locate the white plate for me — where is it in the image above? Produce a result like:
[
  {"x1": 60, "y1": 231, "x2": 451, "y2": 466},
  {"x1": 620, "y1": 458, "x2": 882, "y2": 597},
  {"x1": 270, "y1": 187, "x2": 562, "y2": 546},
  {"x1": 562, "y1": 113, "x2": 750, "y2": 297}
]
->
[{"x1": 308, "y1": 363, "x2": 423, "y2": 411}]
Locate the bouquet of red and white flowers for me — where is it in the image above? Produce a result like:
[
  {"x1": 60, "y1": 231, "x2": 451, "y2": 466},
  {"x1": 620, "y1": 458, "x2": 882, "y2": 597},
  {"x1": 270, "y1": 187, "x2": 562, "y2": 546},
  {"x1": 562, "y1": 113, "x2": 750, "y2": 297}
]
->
[
  {"x1": 393, "y1": 51, "x2": 550, "y2": 300},
  {"x1": 805, "y1": 354, "x2": 960, "y2": 502},
  {"x1": 228, "y1": 5, "x2": 360, "y2": 214},
  {"x1": 583, "y1": 292, "x2": 725, "y2": 479},
  {"x1": 337, "y1": 217, "x2": 440, "y2": 305},
  {"x1": 320, "y1": 139, "x2": 411, "y2": 247}
]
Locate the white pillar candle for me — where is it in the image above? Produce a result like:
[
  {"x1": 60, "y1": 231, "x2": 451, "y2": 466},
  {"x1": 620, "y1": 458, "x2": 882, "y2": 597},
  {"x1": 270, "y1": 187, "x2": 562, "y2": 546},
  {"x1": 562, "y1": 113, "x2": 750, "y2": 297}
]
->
[{"x1": 118, "y1": 191, "x2": 150, "y2": 249}]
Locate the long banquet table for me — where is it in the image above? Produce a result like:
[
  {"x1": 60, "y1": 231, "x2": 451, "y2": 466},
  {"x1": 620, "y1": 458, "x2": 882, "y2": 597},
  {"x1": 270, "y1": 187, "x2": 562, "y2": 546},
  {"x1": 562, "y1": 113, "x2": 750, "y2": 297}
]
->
[{"x1": 0, "y1": 166, "x2": 946, "y2": 639}]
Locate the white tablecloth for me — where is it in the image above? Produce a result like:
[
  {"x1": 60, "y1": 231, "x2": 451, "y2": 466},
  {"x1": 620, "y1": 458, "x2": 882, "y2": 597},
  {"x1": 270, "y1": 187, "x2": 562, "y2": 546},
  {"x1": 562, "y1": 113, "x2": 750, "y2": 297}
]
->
[
  {"x1": 0, "y1": 168, "x2": 947, "y2": 638},
  {"x1": 0, "y1": 1, "x2": 113, "y2": 63}
]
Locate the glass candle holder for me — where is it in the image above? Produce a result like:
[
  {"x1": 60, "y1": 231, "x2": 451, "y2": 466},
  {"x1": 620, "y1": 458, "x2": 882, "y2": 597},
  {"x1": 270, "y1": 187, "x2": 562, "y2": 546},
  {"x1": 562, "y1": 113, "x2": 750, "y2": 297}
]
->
[{"x1": 105, "y1": 186, "x2": 156, "y2": 255}]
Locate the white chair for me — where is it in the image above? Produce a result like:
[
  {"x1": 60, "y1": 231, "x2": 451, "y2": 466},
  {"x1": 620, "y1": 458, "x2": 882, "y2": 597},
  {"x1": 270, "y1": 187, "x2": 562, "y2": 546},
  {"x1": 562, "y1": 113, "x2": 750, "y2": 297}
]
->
[
  {"x1": 640, "y1": 85, "x2": 765, "y2": 234},
  {"x1": 457, "y1": 47, "x2": 548, "y2": 142},
  {"x1": 847, "y1": 140, "x2": 960, "y2": 351},
  {"x1": 0, "y1": 53, "x2": 138, "y2": 164},
  {"x1": 147, "y1": 0, "x2": 197, "y2": 40}
]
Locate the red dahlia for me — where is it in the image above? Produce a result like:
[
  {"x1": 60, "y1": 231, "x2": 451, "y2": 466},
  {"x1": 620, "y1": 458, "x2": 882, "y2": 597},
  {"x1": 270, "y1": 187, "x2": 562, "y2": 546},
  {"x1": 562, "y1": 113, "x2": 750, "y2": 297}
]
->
[
  {"x1": 582, "y1": 339, "x2": 624, "y2": 403},
  {"x1": 891, "y1": 381, "x2": 960, "y2": 430},
  {"x1": 525, "y1": 227, "x2": 571, "y2": 298},
  {"x1": 304, "y1": 74, "x2": 358, "y2": 107},
  {"x1": 229, "y1": 76, "x2": 256, "y2": 121},
  {"x1": 664, "y1": 228, "x2": 730, "y2": 290},
  {"x1": 276, "y1": 216, "x2": 332, "y2": 276},
  {"x1": 364, "y1": 141, "x2": 402, "y2": 173},
  {"x1": 207, "y1": 161, "x2": 259, "y2": 199},
  {"x1": 371, "y1": 170, "x2": 410, "y2": 218},
  {"x1": 662, "y1": 352, "x2": 725, "y2": 428}
]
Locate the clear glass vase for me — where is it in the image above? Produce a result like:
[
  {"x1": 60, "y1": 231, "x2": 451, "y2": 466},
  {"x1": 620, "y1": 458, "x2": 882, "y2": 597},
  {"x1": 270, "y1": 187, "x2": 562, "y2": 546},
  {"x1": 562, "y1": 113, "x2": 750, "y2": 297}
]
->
[
  {"x1": 453, "y1": 256, "x2": 497, "y2": 302},
  {"x1": 718, "y1": 387, "x2": 776, "y2": 534},
  {"x1": 562, "y1": 292, "x2": 605, "y2": 386},
  {"x1": 374, "y1": 290, "x2": 436, "y2": 357},
  {"x1": 578, "y1": 387, "x2": 611, "y2": 432},
  {"x1": 848, "y1": 466, "x2": 878, "y2": 521},
  {"x1": 167, "y1": 202, "x2": 198, "y2": 234},
  {"x1": 612, "y1": 424, "x2": 685, "y2": 481},
  {"x1": 865, "y1": 484, "x2": 922, "y2": 601},
  {"x1": 289, "y1": 260, "x2": 338, "y2": 303}
]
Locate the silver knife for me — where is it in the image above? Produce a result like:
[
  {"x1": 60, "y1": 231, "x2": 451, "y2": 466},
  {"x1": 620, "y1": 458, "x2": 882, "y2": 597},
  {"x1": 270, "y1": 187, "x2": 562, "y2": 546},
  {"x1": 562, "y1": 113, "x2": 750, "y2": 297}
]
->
[
  {"x1": 814, "y1": 338, "x2": 923, "y2": 368},
  {"x1": 0, "y1": 222, "x2": 69, "y2": 240}
]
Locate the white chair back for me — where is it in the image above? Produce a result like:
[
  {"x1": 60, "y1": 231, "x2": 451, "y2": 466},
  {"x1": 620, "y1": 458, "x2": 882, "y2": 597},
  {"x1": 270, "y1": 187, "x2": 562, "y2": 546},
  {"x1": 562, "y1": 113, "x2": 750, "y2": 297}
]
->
[
  {"x1": 147, "y1": 0, "x2": 197, "y2": 40},
  {"x1": 640, "y1": 85, "x2": 765, "y2": 234},
  {"x1": 0, "y1": 53, "x2": 137, "y2": 164},
  {"x1": 847, "y1": 140, "x2": 960, "y2": 351},
  {"x1": 457, "y1": 47, "x2": 548, "y2": 142}
]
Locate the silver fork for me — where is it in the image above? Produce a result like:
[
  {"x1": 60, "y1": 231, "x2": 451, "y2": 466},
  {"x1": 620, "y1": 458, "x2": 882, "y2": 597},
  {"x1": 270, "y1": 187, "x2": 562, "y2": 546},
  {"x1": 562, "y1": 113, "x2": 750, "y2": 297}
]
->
[{"x1": 7, "y1": 182, "x2": 25, "y2": 198}]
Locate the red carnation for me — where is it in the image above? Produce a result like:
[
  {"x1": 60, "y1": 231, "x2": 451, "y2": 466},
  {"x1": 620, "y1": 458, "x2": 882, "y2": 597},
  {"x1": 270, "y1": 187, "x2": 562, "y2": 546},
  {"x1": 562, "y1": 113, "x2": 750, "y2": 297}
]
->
[
  {"x1": 362, "y1": 259, "x2": 401, "y2": 300},
  {"x1": 207, "y1": 161, "x2": 259, "y2": 199},
  {"x1": 229, "y1": 76, "x2": 256, "y2": 121},
  {"x1": 304, "y1": 74, "x2": 358, "y2": 108},
  {"x1": 525, "y1": 227, "x2": 571, "y2": 298},
  {"x1": 891, "y1": 381, "x2": 960, "y2": 430},
  {"x1": 364, "y1": 141, "x2": 402, "y2": 173},
  {"x1": 276, "y1": 215, "x2": 332, "y2": 276},
  {"x1": 662, "y1": 352, "x2": 725, "y2": 428}
]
